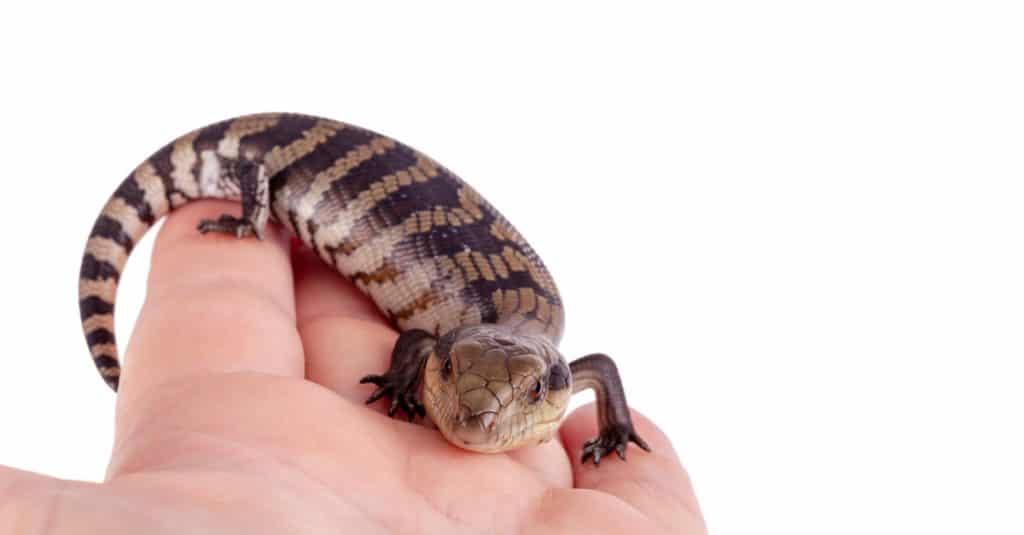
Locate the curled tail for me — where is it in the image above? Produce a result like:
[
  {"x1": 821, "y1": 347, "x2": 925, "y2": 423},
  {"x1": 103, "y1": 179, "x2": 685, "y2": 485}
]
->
[
  {"x1": 77, "y1": 112, "x2": 321, "y2": 391},
  {"x1": 78, "y1": 113, "x2": 342, "y2": 390},
  {"x1": 78, "y1": 158, "x2": 176, "y2": 391}
]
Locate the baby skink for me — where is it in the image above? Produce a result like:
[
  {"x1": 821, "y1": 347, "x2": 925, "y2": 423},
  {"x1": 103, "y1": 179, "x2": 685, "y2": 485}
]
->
[{"x1": 79, "y1": 113, "x2": 648, "y2": 463}]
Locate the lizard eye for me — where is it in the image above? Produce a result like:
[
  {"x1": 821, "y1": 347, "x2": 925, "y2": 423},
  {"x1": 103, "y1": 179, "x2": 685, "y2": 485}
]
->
[
  {"x1": 441, "y1": 357, "x2": 453, "y2": 381},
  {"x1": 528, "y1": 379, "x2": 544, "y2": 403}
]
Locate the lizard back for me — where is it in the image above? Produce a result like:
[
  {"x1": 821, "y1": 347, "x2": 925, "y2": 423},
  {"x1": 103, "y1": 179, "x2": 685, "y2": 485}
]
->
[{"x1": 79, "y1": 113, "x2": 564, "y2": 390}]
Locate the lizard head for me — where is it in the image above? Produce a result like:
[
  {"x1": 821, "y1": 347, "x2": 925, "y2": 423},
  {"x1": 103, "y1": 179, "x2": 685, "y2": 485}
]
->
[{"x1": 422, "y1": 325, "x2": 573, "y2": 453}]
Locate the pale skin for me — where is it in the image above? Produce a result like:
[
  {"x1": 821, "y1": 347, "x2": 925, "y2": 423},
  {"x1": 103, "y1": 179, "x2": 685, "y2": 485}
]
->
[{"x1": 0, "y1": 201, "x2": 707, "y2": 534}]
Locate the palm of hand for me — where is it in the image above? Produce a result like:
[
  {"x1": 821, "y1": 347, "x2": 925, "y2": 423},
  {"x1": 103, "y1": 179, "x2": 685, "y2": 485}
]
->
[{"x1": 4, "y1": 202, "x2": 703, "y2": 534}]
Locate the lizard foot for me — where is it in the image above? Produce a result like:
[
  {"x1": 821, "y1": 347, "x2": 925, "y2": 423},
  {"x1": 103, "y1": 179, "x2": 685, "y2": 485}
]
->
[
  {"x1": 197, "y1": 214, "x2": 259, "y2": 239},
  {"x1": 581, "y1": 423, "x2": 651, "y2": 465},
  {"x1": 360, "y1": 372, "x2": 426, "y2": 422}
]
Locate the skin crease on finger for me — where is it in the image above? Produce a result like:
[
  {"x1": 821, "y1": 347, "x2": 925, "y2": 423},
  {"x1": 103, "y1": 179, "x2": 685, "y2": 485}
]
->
[{"x1": 1, "y1": 202, "x2": 705, "y2": 533}]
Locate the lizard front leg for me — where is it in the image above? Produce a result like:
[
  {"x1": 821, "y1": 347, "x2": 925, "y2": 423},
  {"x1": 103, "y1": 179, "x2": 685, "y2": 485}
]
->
[
  {"x1": 360, "y1": 329, "x2": 437, "y2": 421},
  {"x1": 570, "y1": 353, "x2": 651, "y2": 464},
  {"x1": 197, "y1": 160, "x2": 270, "y2": 239}
]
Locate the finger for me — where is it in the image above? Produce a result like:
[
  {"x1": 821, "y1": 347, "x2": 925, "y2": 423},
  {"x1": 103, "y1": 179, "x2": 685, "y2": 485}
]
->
[
  {"x1": 559, "y1": 403, "x2": 706, "y2": 533},
  {"x1": 0, "y1": 466, "x2": 108, "y2": 531},
  {"x1": 0, "y1": 465, "x2": 60, "y2": 528},
  {"x1": 291, "y1": 246, "x2": 397, "y2": 403},
  {"x1": 118, "y1": 201, "x2": 304, "y2": 406}
]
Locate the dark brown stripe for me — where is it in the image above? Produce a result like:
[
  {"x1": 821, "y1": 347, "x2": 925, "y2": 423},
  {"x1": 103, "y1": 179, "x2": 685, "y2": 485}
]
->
[
  {"x1": 79, "y1": 296, "x2": 114, "y2": 320},
  {"x1": 93, "y1": 355, "x2": 120, "y2": 391},
  {"x1": 149, "y1": 144, "x2": 180, "y2": 205},
  {"x1": 367, "y1": 171, "x2": 457, "y2": 226},
  {"x1": 407, "y1": 216, "x2": 561, "y2": 310},
  {"x1": 80, "y1": 254, "x2": 120, "y2": 282},
  {"x1": 239, "y1": 114, "x2": 321, "y2": 159},
  {"x1": 272, "y1": 126, "x2": 385, "y2": 239},
  {"x1": 93, "y1": 354, "x2": 118, "y2": 369},
  {"x1": 89, "y1": 215, "x2": 134, "y2": 253},
  {"x1": 191, "y1": 118, "x2": 234, "y2": 153},
  {"x1": 113, "y1": 176, "x2": 155, "y2": 225},
  {"x1": 283, "y1": 124, "x2": 379, "y2": 180},
  {"x1": 85, "y1": 328, "x2": 115, "y2": 346},
  {"x1": 318, "y1": 172, "x2": 465, "y2": 260},
  {"x1": 316, "y1": 143, "x2": 421, "y2": 214}
]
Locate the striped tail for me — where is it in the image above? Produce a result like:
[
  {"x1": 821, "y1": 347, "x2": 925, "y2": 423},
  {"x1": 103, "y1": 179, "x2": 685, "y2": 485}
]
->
[
  {"x1": 78, "y1": 113, "x2": 313, "y2": 391},
  {"x1": 78, "y1": 158, "x2": 177, "y2": 391}
]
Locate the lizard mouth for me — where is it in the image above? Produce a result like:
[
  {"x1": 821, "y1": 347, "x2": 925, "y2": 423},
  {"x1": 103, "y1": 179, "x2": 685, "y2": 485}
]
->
[{"x1": 452, "y1": 411, "x2": 498, "y2": 447}]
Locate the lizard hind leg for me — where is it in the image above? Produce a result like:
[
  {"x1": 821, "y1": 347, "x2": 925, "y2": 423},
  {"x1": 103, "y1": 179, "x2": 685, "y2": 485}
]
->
[{"x1": 197, "y1": 160, "x2": 271, "y2": 239}]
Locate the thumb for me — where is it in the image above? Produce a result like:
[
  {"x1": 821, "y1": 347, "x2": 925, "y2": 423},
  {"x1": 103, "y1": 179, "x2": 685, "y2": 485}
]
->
[{"x1": 0, "y1": 465, "x2": 106, "y2": 533}]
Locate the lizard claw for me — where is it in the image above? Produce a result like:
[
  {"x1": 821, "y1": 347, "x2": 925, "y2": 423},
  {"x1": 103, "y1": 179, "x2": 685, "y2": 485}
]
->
[
  {"x1": 360, "y1": 373, "x2": 425, "y2": 422},
  {"x1": 580, "y1": 423, "x2": 651, "y2": 466}
]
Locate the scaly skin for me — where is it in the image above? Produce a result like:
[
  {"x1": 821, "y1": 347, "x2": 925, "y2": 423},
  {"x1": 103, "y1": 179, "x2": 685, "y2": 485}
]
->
[{"x1": 79, "y1": 113, "x2": 647, "y2": 462}]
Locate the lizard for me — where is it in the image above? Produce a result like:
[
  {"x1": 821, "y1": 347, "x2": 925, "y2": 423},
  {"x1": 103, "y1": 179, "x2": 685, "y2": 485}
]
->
[{"x1": 78, "y1": 113, "x2": 650, "y2": 464}]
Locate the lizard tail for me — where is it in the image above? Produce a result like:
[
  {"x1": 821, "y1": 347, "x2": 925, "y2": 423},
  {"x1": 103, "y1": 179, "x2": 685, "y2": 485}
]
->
[
  {"x1": 78, "y1": 156, "x2": 180, "y2": 391},
  {"x1": 78, "y1": 113, "x2": 289, "y2": 391}
]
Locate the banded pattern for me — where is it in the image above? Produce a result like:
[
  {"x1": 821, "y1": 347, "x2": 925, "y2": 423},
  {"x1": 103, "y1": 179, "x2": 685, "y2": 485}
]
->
[{"x1": 79, "y1": 113, "x2": 563, "y2": 391}]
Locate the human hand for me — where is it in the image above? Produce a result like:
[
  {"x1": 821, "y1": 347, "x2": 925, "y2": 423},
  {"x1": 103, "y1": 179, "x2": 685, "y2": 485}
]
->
[{"x1": 1, "y1": 201, "x2": 706, "y2": 534}]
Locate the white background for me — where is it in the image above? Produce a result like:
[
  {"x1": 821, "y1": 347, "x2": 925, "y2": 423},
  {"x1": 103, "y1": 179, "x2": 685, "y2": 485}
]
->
[{"x1": 1, "y1": 2, "x2": 1022, "y2": 533}]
